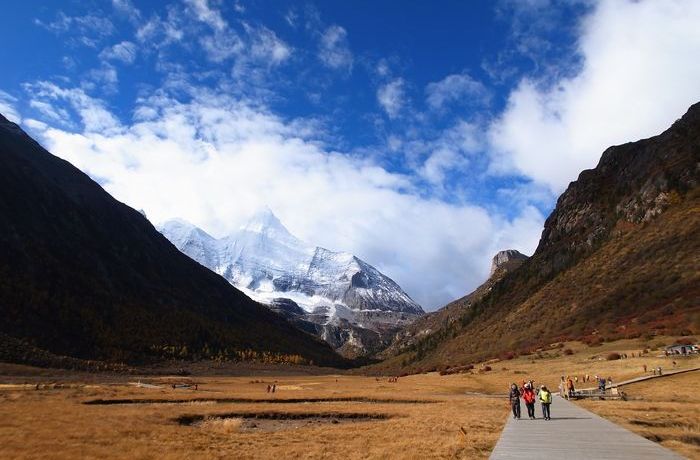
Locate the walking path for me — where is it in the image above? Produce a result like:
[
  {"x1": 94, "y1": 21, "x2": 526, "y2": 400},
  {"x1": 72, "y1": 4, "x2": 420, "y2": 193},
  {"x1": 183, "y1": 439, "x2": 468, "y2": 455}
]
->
[
  {"x1": 489, "y1": 395, "x2": 684, "y2": 459},
  {"x1": 579, "y1": 365, "x2": 700, "y2": 391}
]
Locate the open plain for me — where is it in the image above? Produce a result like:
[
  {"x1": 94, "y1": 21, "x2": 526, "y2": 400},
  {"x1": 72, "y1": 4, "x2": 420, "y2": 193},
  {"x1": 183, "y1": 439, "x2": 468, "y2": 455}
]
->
[{"x1": 1, "y1": 337, "x2": 698, "y2": 459}]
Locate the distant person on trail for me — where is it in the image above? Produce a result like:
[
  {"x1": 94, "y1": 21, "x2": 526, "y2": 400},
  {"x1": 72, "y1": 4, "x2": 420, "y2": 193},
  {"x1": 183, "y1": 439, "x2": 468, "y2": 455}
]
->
[
  {"x1": 559, "y1": 376, "x2": 566, "y2": 398},
  {"x1": 643, "y1": 364, "x2": 647, "y2": 373},
  {"x1": 566, "y1": 377, "x2": 575, "y2": 399},
  {"x1": 539, "y1": 385, "x2": 552, "y2": 420},
  {"x1": 598, "y1": 377, "x2": 606, "y2": 393},
  {"x1": 509, "y1": 383, "x2": 521, "y2": 420},
  {"x1": 522, "y1": 382, "x2": 537, "y2": 419}
]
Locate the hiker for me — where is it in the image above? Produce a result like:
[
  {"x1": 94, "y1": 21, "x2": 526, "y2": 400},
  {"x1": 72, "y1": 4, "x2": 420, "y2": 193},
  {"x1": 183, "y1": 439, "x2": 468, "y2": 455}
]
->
[
  {"x1": 522, "y1": 382, "x2": 537, "y2": 419},
  {"x1": 266, "y1": 385, "x2": 271, "y2": 393},
  {"x1": 539, "y1": 385, "x2": 552, "y2": 420},
  {"x1": 598, "y1": 377, "x2": 606, "y2": 393},
  {"x1": 509, "y1": 383, "x2": 521, "y2": 419},
  {"x1": 559, "y1": 376, "x2": 566, "y2": 397},
  {"x1": 607, "y1": 376, "x2": 613, "y2": 387},
  {"x1": 643, "y1": 364, "x2": 647, "y2": 373},
  {"x1": 271, "y1": 384, "x2": 276, "y2": 393},
  {"x1": 566, "y1": 377, "x2": 575, "y2": 399},
  {"x1": 657, "y1": 367, "x2": 663, "y2": 376}
]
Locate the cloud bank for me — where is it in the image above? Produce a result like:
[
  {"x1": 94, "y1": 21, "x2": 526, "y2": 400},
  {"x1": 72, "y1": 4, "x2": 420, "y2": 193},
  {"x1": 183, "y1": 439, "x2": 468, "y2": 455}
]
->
[{"x1": 490, "y1": 0, "x2": 700, "y2": 193}]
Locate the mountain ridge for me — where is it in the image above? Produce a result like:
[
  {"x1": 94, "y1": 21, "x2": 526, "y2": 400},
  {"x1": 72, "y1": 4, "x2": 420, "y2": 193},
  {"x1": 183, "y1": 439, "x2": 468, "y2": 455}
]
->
[{"x1": 0, "y1": 113, "x2": 346, "y2": 368}]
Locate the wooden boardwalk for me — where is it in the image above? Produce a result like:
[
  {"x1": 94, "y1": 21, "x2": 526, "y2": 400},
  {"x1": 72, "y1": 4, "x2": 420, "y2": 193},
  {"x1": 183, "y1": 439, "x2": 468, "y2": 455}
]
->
[
  {"x1": 489, "y1": 396, "x2": 685, "y2": 459},
  {"x1": 577, "y1": 365, "x2": 700, "y2": 392}
]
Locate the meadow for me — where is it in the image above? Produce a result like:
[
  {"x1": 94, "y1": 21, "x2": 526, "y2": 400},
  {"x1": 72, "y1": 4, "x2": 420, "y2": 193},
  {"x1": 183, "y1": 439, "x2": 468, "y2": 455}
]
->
[{"x1": 0, "y1": 336, "x2": 697, "y2": 459}]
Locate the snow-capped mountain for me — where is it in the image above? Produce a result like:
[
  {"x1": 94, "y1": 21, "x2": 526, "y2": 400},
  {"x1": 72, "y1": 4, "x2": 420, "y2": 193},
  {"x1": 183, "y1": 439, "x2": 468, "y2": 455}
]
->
[{"x1": 158, "y1": 208, "x2": 424, "y2": 356}]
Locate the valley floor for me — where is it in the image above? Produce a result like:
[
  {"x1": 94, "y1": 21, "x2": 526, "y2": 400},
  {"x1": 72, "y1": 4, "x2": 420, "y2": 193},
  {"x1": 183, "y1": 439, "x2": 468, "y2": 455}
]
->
[
  {"x1": 0, "y1": 370, "x2": 504, "y2": 459},
  {"x1": 0, "y1": 337, "x2": 698, "y2": 459}
]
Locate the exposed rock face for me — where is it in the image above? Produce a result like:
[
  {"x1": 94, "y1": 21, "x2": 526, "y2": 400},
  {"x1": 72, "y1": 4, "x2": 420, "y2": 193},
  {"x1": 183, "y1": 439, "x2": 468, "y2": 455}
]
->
[
  {"x1": 490, "y1": 250, "x2": 529, "y2": 276},
  {"x1": 379, "y1": 249, "x2": 529, "y2": 358},
  {"x1": 536, "y1": 105, "x2": 700, "y2": 276}
]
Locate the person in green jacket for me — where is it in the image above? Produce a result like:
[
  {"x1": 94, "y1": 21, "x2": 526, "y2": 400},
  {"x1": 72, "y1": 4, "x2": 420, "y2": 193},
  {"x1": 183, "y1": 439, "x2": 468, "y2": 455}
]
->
[{"x1": 539, "y1": 385, "x2": 552, "y2": 420}]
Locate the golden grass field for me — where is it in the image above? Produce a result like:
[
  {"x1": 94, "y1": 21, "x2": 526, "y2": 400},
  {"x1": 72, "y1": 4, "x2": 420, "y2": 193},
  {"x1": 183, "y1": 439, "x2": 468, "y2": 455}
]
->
[{"x1": 0, "y1": 336, "x2": 697, "y2": 459}]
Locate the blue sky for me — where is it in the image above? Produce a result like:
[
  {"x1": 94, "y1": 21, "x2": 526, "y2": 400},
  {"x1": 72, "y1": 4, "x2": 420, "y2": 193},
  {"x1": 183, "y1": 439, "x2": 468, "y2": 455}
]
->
[{"x1": 1, "y1": 0, "x2": 699, "y2": 309}]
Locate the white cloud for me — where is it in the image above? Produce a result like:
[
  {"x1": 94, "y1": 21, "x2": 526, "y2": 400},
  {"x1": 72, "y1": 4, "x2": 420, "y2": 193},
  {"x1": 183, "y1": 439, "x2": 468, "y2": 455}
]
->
[
  {"x1": 318, "y1": 25, "x2": 353, "y2": 71},
  {"x1": 35, "y1": 12, "x2": 115, "y2": 47},
  {"x1": 26, "y1": 82, "x2": 120, "y2": 133},
  {"x1": 112, "y1": 0, "x2": 141, "y2": 24},
  {"x1": 185, "y1": 0, "x2": 227, "y2": 31},
  {"x1": 377, "y1": 78, "x2": 405, "y2": 119},
  {"x1": 28, "y1": 87, "x2": 542, "y2": 310},
  {"x1": 0, "y1": 91, "x2": 22, "y2": 124},
  {"x1": 29, "y1": 99, "x2": 70, "y2": 122},
  {"x1": 245, "y1": 24, "x2": 292, "y2": 64},
  {"x1": 200, "y1": 31, "x2": 243, "y2": 62},
  {"x1": 490, "y1": 0, "x2": 700, "y2": 193},
  {"x1": 100, "y1": 41, "x2": 137, "y2": 64},
  {"x1": 87, "y1": 63, "x2": 119, "y2": 92},
  {"x1": 136, "y1": 9, "x2": 184, "y2": 46},
  {"x1": 426, "y1": 72, "x2": 490, "y2": 111}
]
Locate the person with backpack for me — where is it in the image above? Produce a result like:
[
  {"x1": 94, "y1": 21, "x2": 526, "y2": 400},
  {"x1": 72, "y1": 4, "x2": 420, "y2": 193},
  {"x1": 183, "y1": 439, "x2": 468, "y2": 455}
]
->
[
  {"x1": 539, "y1": 385, "x2": 552, "y2": 420},
  {"x1": 509, "y1": 383, "x2": 521, "y2": 419},
  {"x1": 521, "y1": 382, "x2": 537, "y2": 419}
]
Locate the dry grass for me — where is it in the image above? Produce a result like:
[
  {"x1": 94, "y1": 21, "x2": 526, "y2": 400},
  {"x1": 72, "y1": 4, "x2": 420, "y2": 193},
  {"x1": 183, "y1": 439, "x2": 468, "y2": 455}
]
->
[
  {"x1": 0, "y1": 372, "x2": 505, "y2": 459},
  {"x1": 0, "y1": 337, "x2": 697, "y2": 459},
  {"x1": 197, "y1": 417, "x2": 243, "y2": 434},
  {"x1": 578, "y1": 372, "x2": 700, "y2": 459}
]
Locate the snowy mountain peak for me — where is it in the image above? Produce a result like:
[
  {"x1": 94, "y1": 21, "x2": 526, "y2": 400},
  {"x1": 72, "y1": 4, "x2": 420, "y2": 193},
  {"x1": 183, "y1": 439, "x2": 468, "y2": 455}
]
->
[
  {"x1": 242, "y1": 207, "x2": 284, "y2": 232},
  {"x1": 159, "y1": 211, "x2": 424, "y2": 355},
  {"x1": 238, "y1": 207, "x2": 302, "y2": 246},
  {"x1": 159, "y1": 218, "x2": 215, "y2": 242}
]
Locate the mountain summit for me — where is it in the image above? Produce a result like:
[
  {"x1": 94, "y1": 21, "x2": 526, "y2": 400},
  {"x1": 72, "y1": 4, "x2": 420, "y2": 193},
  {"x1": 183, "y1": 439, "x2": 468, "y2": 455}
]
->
[{"x1": 159, "y1": 209, "x2": 424, "y2": 356}]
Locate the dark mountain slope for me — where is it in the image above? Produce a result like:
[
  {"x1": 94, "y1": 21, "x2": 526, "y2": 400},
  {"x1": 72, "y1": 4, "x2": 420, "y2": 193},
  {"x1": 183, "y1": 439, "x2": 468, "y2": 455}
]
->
[
  {"x1": 376, "y1": 102, "x2": 700, "y2": 372},
  {"x1": 0, "y1": 114, "x2": 345, "y2": 367}
]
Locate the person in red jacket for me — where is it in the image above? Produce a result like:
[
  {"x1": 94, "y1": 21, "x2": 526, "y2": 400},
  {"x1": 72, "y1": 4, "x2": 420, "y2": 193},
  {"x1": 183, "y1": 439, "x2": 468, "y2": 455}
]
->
[{"x1": 521, "y1": 382, "x2": 537, "y2": 419}]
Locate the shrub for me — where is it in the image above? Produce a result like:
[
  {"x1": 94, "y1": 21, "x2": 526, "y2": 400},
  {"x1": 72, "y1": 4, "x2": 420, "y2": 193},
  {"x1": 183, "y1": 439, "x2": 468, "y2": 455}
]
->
[
  {"x1": 482, "y1": 365, "x2": 492, "y2": 372},
  {"x1": 563, "y1": 348, "x2": 574, "y2": 356},
  {"x1": 502, "y1": 351, "x2": 516, "y2": 360},
  {"x1": 676, "y1": 337, "x2": 696, "y2": 345},
  {"x1": 606, "y1": 352, "x2": 621, "y2": 361}
]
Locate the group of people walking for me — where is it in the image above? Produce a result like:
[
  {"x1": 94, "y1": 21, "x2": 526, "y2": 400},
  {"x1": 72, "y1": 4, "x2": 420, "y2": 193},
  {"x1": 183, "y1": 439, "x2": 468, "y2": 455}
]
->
[{"x1": 509, "y1": 381, "x2": 552, "y2": 421}]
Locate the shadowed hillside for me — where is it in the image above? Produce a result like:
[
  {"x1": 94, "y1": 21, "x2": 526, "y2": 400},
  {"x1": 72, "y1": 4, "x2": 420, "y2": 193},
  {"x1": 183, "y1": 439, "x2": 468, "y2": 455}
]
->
[
  {"x1": 377, "y1": 102, "x2": 700, "y2": 372},
  {"x1": 0, "y1": 114, "x2": 346, "y2": 368}
]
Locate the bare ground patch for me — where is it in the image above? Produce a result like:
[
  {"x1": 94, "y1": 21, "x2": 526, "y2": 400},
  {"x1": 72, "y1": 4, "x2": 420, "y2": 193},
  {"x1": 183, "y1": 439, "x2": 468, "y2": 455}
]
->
[{"x1": 179, "y1": 412, "x2": 393, "y2": 433}]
